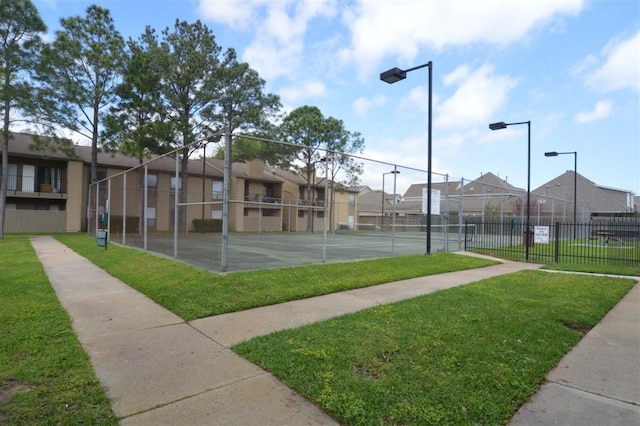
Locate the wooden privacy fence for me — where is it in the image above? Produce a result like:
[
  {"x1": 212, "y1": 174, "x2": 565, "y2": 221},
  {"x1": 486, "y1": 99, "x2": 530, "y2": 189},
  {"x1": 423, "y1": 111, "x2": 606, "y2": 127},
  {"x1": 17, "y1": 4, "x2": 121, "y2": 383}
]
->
[{"x1": 5, "y1": 210, "x2": 67, "y2": 233}]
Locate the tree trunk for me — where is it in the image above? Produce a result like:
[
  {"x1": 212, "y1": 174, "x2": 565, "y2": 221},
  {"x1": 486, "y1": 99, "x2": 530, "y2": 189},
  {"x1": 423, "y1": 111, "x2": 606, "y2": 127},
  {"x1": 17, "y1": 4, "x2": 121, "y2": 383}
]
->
[
  {"x1": 180, "y1": 147, "x2": 189, "y2": 233},
  {"x1": 1, "y1": 94, "x2": 11, "y2": 240}
]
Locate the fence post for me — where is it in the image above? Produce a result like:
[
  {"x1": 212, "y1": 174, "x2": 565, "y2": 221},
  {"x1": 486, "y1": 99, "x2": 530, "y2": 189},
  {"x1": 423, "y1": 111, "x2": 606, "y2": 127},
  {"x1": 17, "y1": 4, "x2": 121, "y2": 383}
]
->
[
  {"x1": 555, "y1": 222, "x2": 560, "y2": 263},
  {"x1": 144, "y1": 165, "x2": 148, "y2": 250},
  {"x1": 95, "y1": 183, "x2": 100, "y2": 234},
  {"x1": 122, "y1": 173, "x2": 127, "y2": 245}
]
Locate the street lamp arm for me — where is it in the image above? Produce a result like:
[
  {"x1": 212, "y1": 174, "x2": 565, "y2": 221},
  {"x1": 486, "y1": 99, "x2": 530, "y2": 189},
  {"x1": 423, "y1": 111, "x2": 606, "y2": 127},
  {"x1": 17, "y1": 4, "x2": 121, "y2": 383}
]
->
[{"x1": 405, "y1": 61, "x2": 432, "y2": 73}]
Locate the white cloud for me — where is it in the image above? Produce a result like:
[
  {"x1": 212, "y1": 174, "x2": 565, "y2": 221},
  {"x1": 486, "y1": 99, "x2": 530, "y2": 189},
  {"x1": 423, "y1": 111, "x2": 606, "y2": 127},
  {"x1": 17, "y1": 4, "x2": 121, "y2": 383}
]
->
[
  {"x1": 340, "y1": 0, "x2": 583, "y2": 79},
  {"x1": 197, "y1": 0, "x2": 270, "y2": 27},
  {"x1": 574, "y1": 100, "x2": 613, "y2": 123},
  {"x1": 399, "y1": 86, "x2": 431, "y2": 116},
  {"x1": 586, "y1": 31, "x2": 640, "y2": 93},
  {"x1": 200, "y1": 0, "x2": 337, "y2": 81},
  {"x1": 279, "y1": 80, "x2": 327, "y2": 103},
  {"x1": 243, "y1": 37, "x2": 300, "y2": 81},
  {"x1": 353, "y1": 95, "x2": 385, "y2": 117},
  {"x1": 437, "y1": 64, "x2": 519, "y2": 129}
]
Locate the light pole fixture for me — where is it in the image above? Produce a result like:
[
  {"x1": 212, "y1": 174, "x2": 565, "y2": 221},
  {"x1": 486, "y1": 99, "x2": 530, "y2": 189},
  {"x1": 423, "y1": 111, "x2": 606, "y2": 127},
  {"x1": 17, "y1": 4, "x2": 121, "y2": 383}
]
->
[
  {"x1": 381, "y1": 170, "x2": 400, "y2": 230},
  {"x1": 489, "y1": 120, "x2": 532, "y2": 261},
  {"x1": 545, "y1": 150, "x2": 577, "y2": 239},
  {"x1": 381, "y1": 61, "x2": 433, "y2": 255}
]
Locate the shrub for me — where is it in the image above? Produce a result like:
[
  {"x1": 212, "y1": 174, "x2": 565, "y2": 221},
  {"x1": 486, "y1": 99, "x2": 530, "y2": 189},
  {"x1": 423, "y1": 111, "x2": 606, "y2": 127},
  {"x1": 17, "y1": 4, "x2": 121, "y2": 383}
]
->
[{"x1": 192, "y1": 218, "x2": 222, "y2": 233}]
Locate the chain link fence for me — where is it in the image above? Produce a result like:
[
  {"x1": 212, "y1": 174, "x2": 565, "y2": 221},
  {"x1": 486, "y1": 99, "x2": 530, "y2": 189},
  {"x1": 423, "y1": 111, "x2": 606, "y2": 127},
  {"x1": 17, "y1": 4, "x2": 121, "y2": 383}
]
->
[{"x1": 88, "y1": 135, "x2": 592, "y2": 272}]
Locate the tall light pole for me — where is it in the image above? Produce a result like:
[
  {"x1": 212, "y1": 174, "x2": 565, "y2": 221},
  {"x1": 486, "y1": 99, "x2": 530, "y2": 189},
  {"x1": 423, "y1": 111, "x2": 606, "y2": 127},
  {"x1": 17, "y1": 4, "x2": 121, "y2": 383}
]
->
[
  {"x1": 381, "y1": 61, "x2": 433, "y2": 255},
  {"x1": 381, "y1": 170, "x2": 400, "y2": 230},
  {"x1": 489, "y1": 120, "x2": 531, "y2": 262},
  {"x1": 545, "y1": 151, "x2": 577, "y2": 239}
]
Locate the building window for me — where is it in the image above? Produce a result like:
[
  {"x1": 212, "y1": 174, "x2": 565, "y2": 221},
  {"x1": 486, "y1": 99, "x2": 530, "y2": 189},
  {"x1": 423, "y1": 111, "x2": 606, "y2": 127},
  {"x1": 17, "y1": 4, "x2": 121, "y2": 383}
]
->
[
  {"x1": 5, "y1": 164, "x2": 17, "y2": 190},
  {"x1": 37, "y1": 165, "x2": 64, "y2": 193},
  {"x1": 22, "y1": 165, "x2": 35, "y2": 192},
  {"x1": 348, "y1": 193, "x2": 355, "y2": 206},
  {"x1": 263, "y1": 183, "x2": 278, "y2": 202},
  {"x1": 87, "y1": 168, "x2": 107, "y2": 186},
  {"x1": 170, "y1": 176, "x2": 181, "y2": 189},
  {"x1": 146, "y1": 207, "x2": 156, "y2": 228},
  {"x1": 146, "y1": 174, "x2": 157, "y2": 188},
  {"x1": 212, "y1": 180, "x2": 223, "y2": 199}
]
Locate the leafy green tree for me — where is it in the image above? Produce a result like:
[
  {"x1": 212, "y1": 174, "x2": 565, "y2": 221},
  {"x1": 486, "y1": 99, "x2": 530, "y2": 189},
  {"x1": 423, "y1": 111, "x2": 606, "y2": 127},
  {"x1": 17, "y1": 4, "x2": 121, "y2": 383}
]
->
[
  {"x1": 139, "y1": 21, "x2": 282, "y2": 230},
  {"x1": 38, "y1": 5, "x2": 126, "y2": 184},
  {"x1": 207, "y1": 48, "x2": 284, "y2": 170},
  {"x1": 101, "y1": 30, "x2": 175, "y2": 233},
  {"x1": 102, "y1": 30, "x2": 173, "y2": 162},
  {"x1": 139, "y1": 20, "x2": 223, "y2": 231},
  {"x1": 206, "y1": 48, "x2": 281, "y2": 134},
  {"x1": 279, "y1": 106, "x2": 365, "y2": 231},
  {"x1": 322, "y1": 116, "x2": 364, "y2": 230},
  {"x1": 212, "y1": 124, "x2": 294, "y2": 168},
  {"x1": 323, "y1": 116, "x2": 365, "y2": 187},
  {"x1": 0, "y1": 0, "x2": 46, "y2": 239}
]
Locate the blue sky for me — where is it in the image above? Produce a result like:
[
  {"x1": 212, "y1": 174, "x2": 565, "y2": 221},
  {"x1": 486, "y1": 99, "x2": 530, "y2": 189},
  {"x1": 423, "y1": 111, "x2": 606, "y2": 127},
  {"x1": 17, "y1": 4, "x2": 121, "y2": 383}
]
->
[{"x1": 34, "y1": 0, "x2": 639, "y2": 195}]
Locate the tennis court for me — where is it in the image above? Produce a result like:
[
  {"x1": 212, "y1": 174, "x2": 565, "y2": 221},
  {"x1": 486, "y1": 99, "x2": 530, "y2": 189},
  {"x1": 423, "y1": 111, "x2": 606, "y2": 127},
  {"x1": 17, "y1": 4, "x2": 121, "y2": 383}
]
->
[{"x1": 115, "y1": 225, "x2": 473, "y2": 272}]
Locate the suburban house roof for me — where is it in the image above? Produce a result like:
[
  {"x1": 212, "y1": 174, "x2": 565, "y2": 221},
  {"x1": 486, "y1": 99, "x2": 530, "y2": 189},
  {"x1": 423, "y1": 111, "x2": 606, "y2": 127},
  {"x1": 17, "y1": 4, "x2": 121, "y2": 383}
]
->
[
  {"x1": 5, "y1": 132, "x2": 283, "y2": 183},
  {"x1": 531, "y1": 171, "x2": 632, "y2": 214},
  {"x1": 357, "y1": 189, "x2": 384, "y2": 214}
]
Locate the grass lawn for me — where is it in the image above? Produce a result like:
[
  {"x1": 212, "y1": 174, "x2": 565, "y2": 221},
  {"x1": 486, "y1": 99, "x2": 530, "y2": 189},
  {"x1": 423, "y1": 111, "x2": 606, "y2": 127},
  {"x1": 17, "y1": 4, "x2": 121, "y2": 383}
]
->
[
  {"x1": 0, "y1": 237, "x2": 117, "y2": 425},
  {"x1": 55, "y1": 233, "x2": 497, "y2": 321},
  {"x1": 470, "y1": 239, "x2": 640, "y2": 276},
  {"x1": 3, "y1": 234, "x2": 636, "y2": 425},
  {"x1": 234, "y1": 270, "x2": 636, "y2": 425}
]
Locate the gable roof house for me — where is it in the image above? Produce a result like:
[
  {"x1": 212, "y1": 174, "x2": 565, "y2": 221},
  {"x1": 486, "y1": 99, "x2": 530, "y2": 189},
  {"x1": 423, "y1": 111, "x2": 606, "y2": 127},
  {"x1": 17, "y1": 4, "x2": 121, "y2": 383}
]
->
[
  {"x1": 355, "y1": 185, "x2": 402, "y2": 230},
  {"x1": 531, "y1": 171, "x2": 634, "y2": 219},
  {"x1": 392, "y1": 173, "x2": 525, "y2": 226}
]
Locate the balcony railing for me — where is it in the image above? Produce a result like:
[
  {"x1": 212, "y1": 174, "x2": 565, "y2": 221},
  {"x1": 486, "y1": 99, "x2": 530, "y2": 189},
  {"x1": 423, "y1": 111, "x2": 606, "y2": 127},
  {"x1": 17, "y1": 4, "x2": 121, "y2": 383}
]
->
[
  {"x1": 244, "y1": 195, "x2": 282, "y2": 204},
  {"x1": 3, "y1": 174, "x2": 68, "y2": 195}
]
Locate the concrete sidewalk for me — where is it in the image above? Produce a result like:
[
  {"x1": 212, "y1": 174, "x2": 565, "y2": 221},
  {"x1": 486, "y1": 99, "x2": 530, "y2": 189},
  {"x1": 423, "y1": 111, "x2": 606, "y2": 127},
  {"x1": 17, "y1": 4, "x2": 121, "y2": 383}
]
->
[
  {"x1": 30, "y1": 236, "x2": 638, "y2": 425},
  {"x1": 509, "y1": 278, "x2": 640, "y2": 425}
]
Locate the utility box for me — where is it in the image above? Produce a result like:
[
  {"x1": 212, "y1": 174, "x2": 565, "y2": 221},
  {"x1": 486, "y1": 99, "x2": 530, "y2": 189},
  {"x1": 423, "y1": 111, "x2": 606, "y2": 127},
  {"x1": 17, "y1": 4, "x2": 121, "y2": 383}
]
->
[{"x1": 97, "y1": 229, "x2": 108, "y2": 248}]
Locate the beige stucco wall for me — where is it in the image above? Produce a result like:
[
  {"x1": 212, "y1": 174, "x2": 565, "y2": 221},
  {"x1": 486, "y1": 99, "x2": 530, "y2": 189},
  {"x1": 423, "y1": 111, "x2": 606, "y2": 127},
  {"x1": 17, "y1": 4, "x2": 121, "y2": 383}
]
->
[
  {"x1": 280, "y1": 181, "x2": 298, "y2": 231},
  {"x1": 156, "y1": 173, "x2": 171, "y2": 231},
  {"x1": 65, "y1": 160, "x2": 85, "y2": 232}
]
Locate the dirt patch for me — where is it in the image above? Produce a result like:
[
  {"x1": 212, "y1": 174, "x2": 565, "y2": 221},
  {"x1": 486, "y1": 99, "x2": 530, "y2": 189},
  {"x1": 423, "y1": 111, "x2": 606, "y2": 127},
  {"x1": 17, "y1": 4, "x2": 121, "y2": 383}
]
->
[
  {"x1": 0, "y1": 380, "x2": 35, "y2": 405},
  {"x1": 563, "y1": 322, "x2": 594, "y2": 336}
]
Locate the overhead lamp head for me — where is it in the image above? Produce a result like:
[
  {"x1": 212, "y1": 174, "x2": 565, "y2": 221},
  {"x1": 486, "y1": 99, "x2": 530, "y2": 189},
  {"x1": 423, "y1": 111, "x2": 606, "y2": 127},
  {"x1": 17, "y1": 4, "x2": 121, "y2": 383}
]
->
[
  {"x1": 380, "y1": 67, "x2": 407, "y2": 84},
  {"x1": 489, "y1": 122, "x2": 507, "y2": 130},
  {"x1": 544, "y1": 151, "x2": 559, "y2": 157}
]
